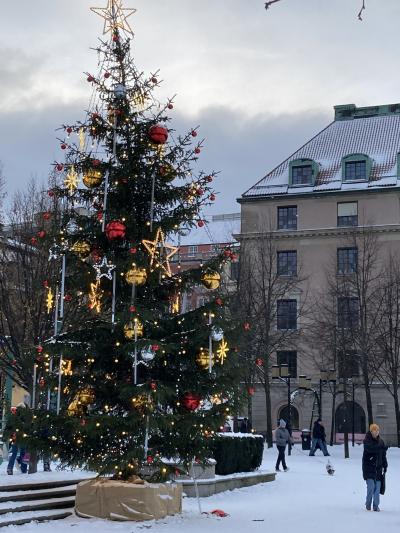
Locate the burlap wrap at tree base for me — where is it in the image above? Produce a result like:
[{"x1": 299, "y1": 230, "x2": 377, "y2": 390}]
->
[{"x1": 75, "y1": 478, "x2": 182, "y2": 521}]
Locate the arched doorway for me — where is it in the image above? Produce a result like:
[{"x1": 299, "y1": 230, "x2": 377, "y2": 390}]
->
[
  {"x1": 335, "y1": 402, "x2": 366, "y2": 433},
  {"x1": 278, "y1": 405, "x2": 299, "y2": 430}
]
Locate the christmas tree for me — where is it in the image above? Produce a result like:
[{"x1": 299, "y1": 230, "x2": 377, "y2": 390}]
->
[{"x1": 12, "y1": 0, "x2": 242, "y2": 480}]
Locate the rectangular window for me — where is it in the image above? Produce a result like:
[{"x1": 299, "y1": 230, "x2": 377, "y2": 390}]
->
[
  {"x1": 277, "y1": 251, "x2": 297, "y2": 277},
  {"x1": 230, "y1": 261, "x2": 240, "y2": 281},
  {"x1": 337, "y1": 351, "x2": 360, "y2": 378},
  {"x1": 278, "y1": 206, "x2": 297, "y2": 230},
  {"x1": 337, "y1": 202, "x2": 358, "y2": 227},
  {"x1": 337, "y1": 297, "x2": 359, "y2": 328},
  {"x1": 277, "y1": 350, "x2": 297, "y2": 378},
  {"x1": 188, "y1": 245, "x2": 198, "y2": 257},
  {"x1": 292, "y1": 165, "x2": 313, "y2": 185},
  {"x1": 337, "y1": 248, "x2": 358, "y2": 275},
  {"x1": 277, "y1": 299, "x2": 297, "y2": 330},
  {"x1": 344, "y1": 161, "x2": 366, "y2": 181}
]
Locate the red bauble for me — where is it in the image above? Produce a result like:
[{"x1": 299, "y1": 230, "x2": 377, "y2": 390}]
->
[
  {"x1": 56, "y1": 164, "x2": 64, "y2": 172},
  {"x1": 66, "y1": 127, "x2": 72, "y2": 134},
  {"x1": 87, "y1": 75, "x2": 94, "y2": 82},
  {"x1": 243, "y1": 322, "x2": 251, "y2": 331},
  {"x1": 151, "y1": 344, "x2": 160, "y2": 351},
  {"x1": 247, "y1": 387, "x2": 255, "y2": 396},
  {"x1": 191, "y1": 130, "x2": 197, "y2": 137},
  {"x1": 92, "y1": 112, "x2": 100, "y2": 120},
  {"x1": 42, "y1": 280, "x2": 49, "y2": 288},
  {"x1": 104, "y1": 72, "x2": 111, "y2": 78},
  {"x1": 196, "y1": 188, "x2": 204, "y2": 196},
  {"x1": 129, "y1": 247, "x2": 137, "y2": 254},
  {"x1": 80, "y1": 419, "x2": 87, "y2": 426},
  {"x1": 223, "y1": 250, "x2": 232, "y2": 258},
  {"x1": 10, "y1": 407, "x2": 17, "y2": 415},
  {"x1": 30, "y1": 237, "x2": 37, "y2": 245},
  {"x1": 92, "y1": 159, "x2": 101, "y2": 166},
  {"x1": 37, "y1": 230, "x2": 46, "y2": 238},
  {"x1": 129, "y1": 305, "x2": 136, "y2": 313},
  {"x1": 148, "y1": 125, "x2": 168, "y2": 144},
  {"x1": 43, "y1": 212, "x2": 51, "y2": 221},
  {"x1": 96, "y1": 212, "x2": 103, "y2": 221},
  {"x1": 215, "y1": 298, "x2": 223, "y2": 306},
  {"x1": 36, "y1": 355, "x2": 43, "y2": 362},
  {"x1": 64, "y1": 294, "x2": 73, "y2": 302},
  {"x1": 255, "y1": 358, "x2": 263, "y2": 367},
  {"x1": 182, "y1": 393, "x2": 201, "y2": 411},
  {"x1": 197, "y1": 220, "x2": 204, "y2": 228},
  {"x1": 206, "y1": 175, "x2": 213, "y2": 183},
  {"x1": 146, "y1": 455, "x2": 154, "y2": 464},
  {"x1": 151, "y1": 77, "x2": 158, "y2": 84},
  {"x1": 167, "y1": 103, "x2": 174, "y2": 110},
  {"x1": 194, "y1": 147, "x2": 201, "y2": 154},
  {"x1": 112, "y1": 34, "x2": 119, "y2": 42},
  {"x1": 209, "y1": 194, "x2": 216, "y2": 201},
  {"x1": 60, "y1": 143, "x2": 67, "y2": 150},
  {"x1": 105, "y1": 220, "x2": 126, "y2": 240},
  {"x1": 11, "y1": 360, "x2": 17, "y2": 366},
  {"x1": 39, "y1": 377, "x2": 45, "y2": 388},
  {"x1": 48, "y1": 190, "x2": 55, "y2": 197},
  {"x1": 37, "y1": 345, "x2": 43, "y2": 353},
  {"x1": 150, "y1": 381, "x2": 157, "y2": 391}
]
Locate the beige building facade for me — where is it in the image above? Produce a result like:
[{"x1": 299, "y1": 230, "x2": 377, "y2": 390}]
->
[{"x1": 238, "y1": 103, "x2": 400, "y2": 444}]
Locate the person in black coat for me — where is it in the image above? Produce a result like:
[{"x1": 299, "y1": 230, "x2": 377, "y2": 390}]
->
[
  {"x1": 309, "y1": 419, "x2": 330, "y2": 456},
  {"x1": 362, "y1": 423, "x2": 388, "y2": 512}
]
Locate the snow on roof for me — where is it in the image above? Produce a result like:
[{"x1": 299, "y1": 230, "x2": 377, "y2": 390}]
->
[
  {"x1": 243, "y1": 108, "x2": 400, "y2": 199},
  {"x1": 174, "y1": 213, "x2": 241, "y2": 246}
]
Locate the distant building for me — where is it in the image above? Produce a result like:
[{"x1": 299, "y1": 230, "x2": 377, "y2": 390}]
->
[{"x1": 239, "y1": 103, "x2": 400, "y2": 444}]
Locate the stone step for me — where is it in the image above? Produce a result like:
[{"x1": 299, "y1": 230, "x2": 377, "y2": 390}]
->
[
  {"x1": 0, "y1": 478, "x2": 89, "y2": 492},
  {"x1": 0, "y1": 486, "x2": 77, "y2": 503},
  {"x1": 0, "y1": 508, "x2": 73, "y2": 528},
  {"x1": 0, "y1": 496, "x2": 75, "y2": 515}
]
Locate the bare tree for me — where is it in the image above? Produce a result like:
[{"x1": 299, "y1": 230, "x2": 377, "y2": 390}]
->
[
  {"x1": 236, "y1": 227, "x2": 308, "y2": 447},
  {"x1": 371, "y1": 254, "x2": 400, "y2": 447},
  {"x1": 0, "y1": 163, "x2": 6, "y2": 227},
  {"x1": 265, "y1": 0, "x2": 367, "y2": 20}
]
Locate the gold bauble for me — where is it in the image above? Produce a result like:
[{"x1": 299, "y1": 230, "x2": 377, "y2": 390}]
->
[
  {"x1": 201, "y1": 271, "x2": 221, "y2": 290},
  {"x1": 79, "y1": 388, "x2": 95, "y2": 405},
  {"x1": 124, "y1": 320, "x2": 143, "y2": 339},
  {"x1": 196, "y1": 348, "x2": 214, "y2": 370},
  {"x1": 159, "y1": 163, "x2": 177, "y2": 183},
  {"x1": 83, "y1": 168, "x2": 104, "y2": 188},
  {"x1": 67, "y1": 387, "x2": 95, "y2": 416},
  {"x1": 125, "y1": 267, "x2": 147, "y2": 286},
  {"x1": 71, "y1": 240, "x2": 91, "y2": 259},
  {"x1": 131, "y1": 394, "x2": 151, "y2": 414}
]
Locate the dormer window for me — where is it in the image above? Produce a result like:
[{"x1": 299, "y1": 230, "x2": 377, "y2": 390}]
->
[
  {"x1": 342, "y1": 154, "x2": 371, "y2": 182},
  {"x1": 289, "y1": 159, "x2": 318, "y2": 187}
]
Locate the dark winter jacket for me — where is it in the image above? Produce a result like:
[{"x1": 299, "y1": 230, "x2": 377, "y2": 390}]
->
[
  {"x1": 312, "y1": 421, "x2": 326, "y2": 441},
  {"x1": 275, "y1": 427, "x2": 291, "y2": 448},
  {"x1": 362, "y1": 432, "x2": 388, "y2": 481}
]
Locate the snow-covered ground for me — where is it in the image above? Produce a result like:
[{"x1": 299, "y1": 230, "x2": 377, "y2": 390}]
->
[{"x1": 1, "y1": 444, "x2": 399, "y2": 532}]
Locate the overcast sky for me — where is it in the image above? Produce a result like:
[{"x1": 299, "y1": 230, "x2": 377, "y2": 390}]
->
[{"x1": 1, "y1": 0, "x2": 400, "y2": 215}]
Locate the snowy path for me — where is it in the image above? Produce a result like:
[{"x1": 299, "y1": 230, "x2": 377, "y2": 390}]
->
[{"x1": 1, "y1": 445, "x2": 399, "y2": 532}]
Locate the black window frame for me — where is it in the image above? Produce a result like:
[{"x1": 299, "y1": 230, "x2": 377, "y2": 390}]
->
[
  {"x1": 277, "y1": 350, "x2": 297, "y2": 378},
  {"x1": 337, "y1": 202, "x2": 358, "y2": 227},
  {"x1": 277, "y1": 206, "x2": 297, "y2": 230},
  {"x1": 277, "y1": 299, "x2": 298, "y2": 330},
  {"x1": 344, "y1": 161, "x2": 367, "y2": 181},
  {"x1": 337, "y1": 247, "x2": 358, "y2": 275},
  {"x1": 337, "y1": 297, "x2": 359, "y2": 329},
  {"x1": 277, "y1": 250, "x2": 297, "y2": 277},
  {"x1": 291, "y1": 164, "x2": 313, "y2": 186}
]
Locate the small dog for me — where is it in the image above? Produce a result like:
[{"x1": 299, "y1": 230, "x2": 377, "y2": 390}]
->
[{"x1": 326, "y1": 461, "x2": 335, "y2": 475}]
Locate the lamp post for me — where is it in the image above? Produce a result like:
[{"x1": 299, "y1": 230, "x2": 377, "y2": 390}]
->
[
  {"x1": 351, "y1": 375, "x2": 362, "y2": 447},
  {"x1": 272, "y1": 363, "x2": 292, "y2": 455}
]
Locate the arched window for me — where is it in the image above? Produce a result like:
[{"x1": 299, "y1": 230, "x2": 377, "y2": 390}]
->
[
  {"x1": 335, "y1": 401, "x2": 366, "y2": 433},
  {"x1": 341, "y1": 154, "x2": 371, "y2": 182},
  {"x1": 278, "y1": 405, "x2": 299, "y2": 430},
  {"x1": 289, "y1": 159, "x2": 319, "y2": 187}
]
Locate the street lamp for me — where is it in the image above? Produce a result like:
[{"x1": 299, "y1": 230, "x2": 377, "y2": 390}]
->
[
  {"x1": 319, "y1": 369, "x2": 337, "y2": 419},
  {"x1": 351, "y1": 375, "x2": 362, "y2": 447},
  {"x1": 272, "y1": 363, "x2": 292, "y2": 455}
]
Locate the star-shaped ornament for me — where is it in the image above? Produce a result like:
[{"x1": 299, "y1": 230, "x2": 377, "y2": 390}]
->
[
  {"x1": 216, "y1": 339, "x2": 229, "y2": 365},
  {"x1": 91, "y1": 0, "x2": 136, "y2": 37},
  {"x1": 93, "y1": 256, "x2": 116, "y2": 280},
  {"x1": 142, "y1": 228, "x2": 178, "y2": 278},
  {"x1": 48, "y1": 243, "x2": 61, "y2": 261},
  {"x1": 64, "y1": 166, "x2": 79, "y2": 194}
]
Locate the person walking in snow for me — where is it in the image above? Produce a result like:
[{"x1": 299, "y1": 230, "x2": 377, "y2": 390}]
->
[
  {"x1": 362, "y1": 423, "x2": 388, "y2": 512},
  {"x1": 309, "y1": 418, "x2": 330, "y2": 457},
  {"x1": 275, "y1": 419, "x2": 292, "y2": 472}
]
